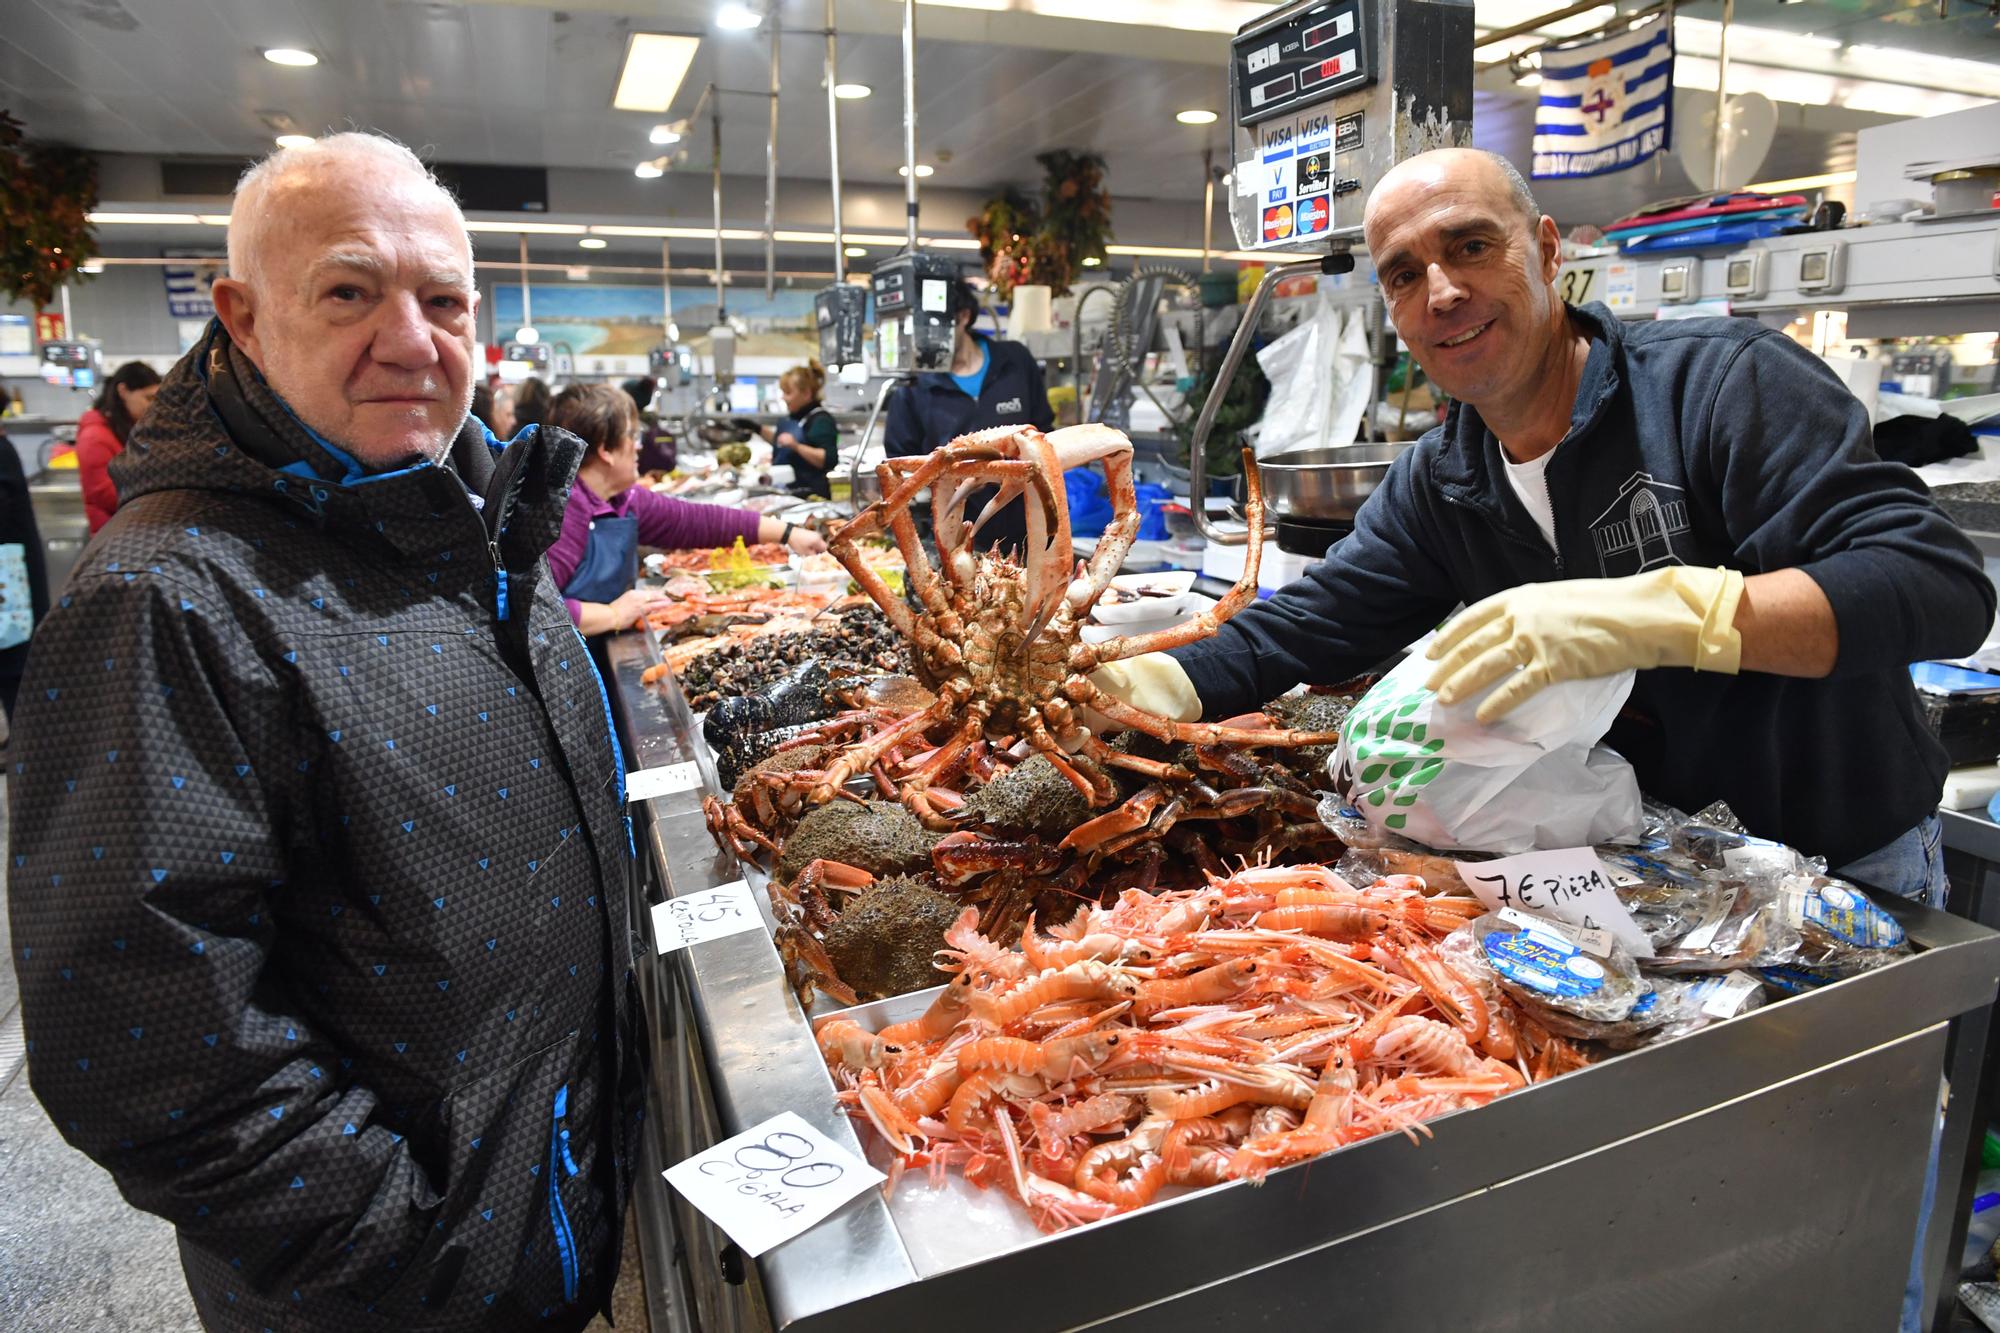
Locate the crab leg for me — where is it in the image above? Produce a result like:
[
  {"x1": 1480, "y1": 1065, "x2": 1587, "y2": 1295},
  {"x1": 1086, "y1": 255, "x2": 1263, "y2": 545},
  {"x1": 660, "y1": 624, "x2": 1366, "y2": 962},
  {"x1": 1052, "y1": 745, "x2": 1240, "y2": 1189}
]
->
[
  {"x1": 1044, "y1": 425, "x2": 1140, "y2": 617},
  {"x1": 1063, "y1": 673, "x2": 1343, "y2": 749},
  {"x1": 1079, "y1": 736, "x2": 1193, "y2": 783},
  {"x1": 1072, "y1": 449, "x2": 1266, "y2": 669},
  {"x1": 832, "y1": 450, "x2": 971, "y2": 665},
  {"x1": 808, "y1": 691, "x2": 959, "y2": 804}
]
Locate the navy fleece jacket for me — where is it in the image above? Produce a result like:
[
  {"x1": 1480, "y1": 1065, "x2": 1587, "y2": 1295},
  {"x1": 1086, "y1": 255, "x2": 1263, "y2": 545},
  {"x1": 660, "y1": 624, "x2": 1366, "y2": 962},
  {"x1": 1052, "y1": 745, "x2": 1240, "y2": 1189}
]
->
[{"x1": 1174, "y1": 302, "x2": 1995, "y2": 866}]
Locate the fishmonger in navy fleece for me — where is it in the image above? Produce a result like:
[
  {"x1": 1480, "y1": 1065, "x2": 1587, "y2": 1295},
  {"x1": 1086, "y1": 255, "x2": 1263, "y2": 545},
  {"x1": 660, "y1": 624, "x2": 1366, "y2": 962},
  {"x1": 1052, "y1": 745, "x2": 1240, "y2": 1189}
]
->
[{"x1": 1096, "y1": 148, "x2": 1993, "y2": 887}]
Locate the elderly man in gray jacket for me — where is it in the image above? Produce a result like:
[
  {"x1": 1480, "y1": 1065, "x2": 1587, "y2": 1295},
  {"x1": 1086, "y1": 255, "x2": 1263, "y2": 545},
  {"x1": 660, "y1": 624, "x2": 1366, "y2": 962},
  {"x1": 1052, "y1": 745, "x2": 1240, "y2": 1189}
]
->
[{"x1": 9, "y1": 132, "x2": 643, "y2": 1331}]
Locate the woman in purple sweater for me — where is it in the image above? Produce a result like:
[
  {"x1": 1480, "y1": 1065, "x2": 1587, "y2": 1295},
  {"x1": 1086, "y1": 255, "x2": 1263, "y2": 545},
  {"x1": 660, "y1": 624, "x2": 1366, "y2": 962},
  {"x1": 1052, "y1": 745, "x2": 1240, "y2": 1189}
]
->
[{"x1": 546, "y1": 384, "x2": 826, "y2": 635}]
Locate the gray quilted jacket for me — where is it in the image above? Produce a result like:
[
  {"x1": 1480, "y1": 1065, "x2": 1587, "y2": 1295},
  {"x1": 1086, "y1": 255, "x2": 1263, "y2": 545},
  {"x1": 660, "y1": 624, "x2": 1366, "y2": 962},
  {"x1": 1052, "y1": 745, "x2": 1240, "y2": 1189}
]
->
[{"x1": 7, "y1": 324, "x2": 645, "y2": 1331}]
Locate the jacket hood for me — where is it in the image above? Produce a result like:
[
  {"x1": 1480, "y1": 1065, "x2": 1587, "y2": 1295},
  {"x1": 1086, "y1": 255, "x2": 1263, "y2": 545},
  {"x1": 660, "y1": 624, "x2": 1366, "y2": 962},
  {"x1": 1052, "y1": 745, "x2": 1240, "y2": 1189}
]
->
[{"x1": 112, "y1": 321, "x2": 584, "y2": 566}]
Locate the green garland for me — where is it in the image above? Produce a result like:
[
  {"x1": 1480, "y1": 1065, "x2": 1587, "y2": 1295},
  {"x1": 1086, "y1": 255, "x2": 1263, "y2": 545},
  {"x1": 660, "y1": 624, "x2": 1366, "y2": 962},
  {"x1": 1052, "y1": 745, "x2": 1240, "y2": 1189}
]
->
[
  {"x1": 0, "y1": 111, "x2": 99, "y2": 311},
  {"x1": 966, "y1": 150, "x2": 1114, "y2": 300}
]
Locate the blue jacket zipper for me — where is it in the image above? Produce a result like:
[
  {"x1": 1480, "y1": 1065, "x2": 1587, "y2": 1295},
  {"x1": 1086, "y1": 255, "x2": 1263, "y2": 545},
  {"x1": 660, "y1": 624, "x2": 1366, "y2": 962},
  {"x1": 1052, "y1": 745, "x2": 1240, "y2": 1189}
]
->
[{"x1": 549, "y1": 1084, "x2": 580, "y2": 1302}]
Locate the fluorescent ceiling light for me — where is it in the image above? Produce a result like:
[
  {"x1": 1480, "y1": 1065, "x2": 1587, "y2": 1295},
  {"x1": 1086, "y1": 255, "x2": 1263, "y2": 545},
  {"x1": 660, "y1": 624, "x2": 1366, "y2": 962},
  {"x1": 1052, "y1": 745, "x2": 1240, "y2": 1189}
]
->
[
  {"x1": 1081, "y1": 256, "x2": 1103, "y2": 266},
  {"x1": 716, "y1": 4, "x2": 762, "y2": 30},
  {"x1": 80, "y1": 263, "x2": 104, "y2": 274},
  {"x1": 1473, "y1": 0, "x2": 1614, "y2": 39},
  {"x1": 1176, "y1": 109, "x2": 1218, "y2": 125},
  {"x1": 833, "y1": 83, "x2": 872, "y2": 99},
  {"x1": 635, "y1": 160, "x2": 666, "y2": 179},
  {"x1": 898, "y1": 164, "x2": 935, "y2": 178},
  {"x1": 274, "y1": 134, "x2": 314, "y2": 149},
  {"x1": 579, "y1": 236, "x2": 609, "y2": 249},
  {"x1": 87, "y1": 211, "x2": 204, "y2": 225},
  {"x1": 515, "y1": 326, "x2": 540, "y2": 344},
  {"x1": 463, "y1": 220, "x2": 589, "y2": 235},
  {"x1": 845, "y1": 245, "x2": 867, "y2": 257},
  {"x1": 649, "y1": 125, "x2": 682, "y2": 145},
  {"x1": 613, "y1": 33, "x2": 701, "y2": 113},
  {"x1": 1013, "y1": 0, "x2": 1266, "y2": 32},
  {"x1": 262, "y1": 48, "x2": 318, "y2": 67}
]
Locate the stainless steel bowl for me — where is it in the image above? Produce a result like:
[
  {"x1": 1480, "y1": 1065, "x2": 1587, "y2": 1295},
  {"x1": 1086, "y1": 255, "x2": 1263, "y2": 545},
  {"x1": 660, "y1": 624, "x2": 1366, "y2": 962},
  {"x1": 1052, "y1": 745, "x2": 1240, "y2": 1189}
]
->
[{"x1": 1247, "y1": 443, "x2": 1412, "y2": 521}]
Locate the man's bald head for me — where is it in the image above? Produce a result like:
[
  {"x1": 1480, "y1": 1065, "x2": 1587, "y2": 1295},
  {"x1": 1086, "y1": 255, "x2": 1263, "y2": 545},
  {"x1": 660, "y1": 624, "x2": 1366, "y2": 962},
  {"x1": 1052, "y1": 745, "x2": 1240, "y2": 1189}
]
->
[
  {"x1": 1365, "y1": 148, "x2": 1541, "y2": 252},
  {"x1": 228, "y1": 133, "x2": 473, "y2": 293},
  {"x1": 210, "y1": 132, "x2": 481, "y2": 469}
]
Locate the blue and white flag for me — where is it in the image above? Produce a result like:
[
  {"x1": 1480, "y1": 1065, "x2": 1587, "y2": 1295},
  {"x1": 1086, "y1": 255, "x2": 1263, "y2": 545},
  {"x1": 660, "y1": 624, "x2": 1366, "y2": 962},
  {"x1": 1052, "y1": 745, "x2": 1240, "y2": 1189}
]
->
[{"x1": 1531, "y1": 13, "x2": 1674, "y2": 180}]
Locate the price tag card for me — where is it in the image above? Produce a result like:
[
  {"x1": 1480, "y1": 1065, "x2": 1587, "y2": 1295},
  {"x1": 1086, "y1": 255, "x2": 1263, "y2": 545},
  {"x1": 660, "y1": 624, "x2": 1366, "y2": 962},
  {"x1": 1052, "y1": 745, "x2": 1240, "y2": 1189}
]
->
[
  {"x1": 651, "y1": 880, "x2": 765, "y2": 954},
  {"x1": 627, "y1": 760, "x2": 703, "y2": 803},
  {"x1": 1455, "y1": 847, "x2": 1654, "y2": 959},
  {"x1": 1699, "y1": 970, "x2": 1763, "y2": 1020},
  {"x1": 664, "y1": 1111, "x2": 885, "y2": 1258},
  {"x1": 1495, "y1": 905, "x2": 1614, "y2": 959}
]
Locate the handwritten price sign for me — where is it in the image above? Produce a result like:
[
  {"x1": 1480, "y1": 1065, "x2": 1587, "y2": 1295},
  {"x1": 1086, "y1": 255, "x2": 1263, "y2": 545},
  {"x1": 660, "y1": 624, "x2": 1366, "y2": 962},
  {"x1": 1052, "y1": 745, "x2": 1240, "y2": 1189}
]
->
[
  {"x1": 650, "y1": 880, "x2": 765, "y2": 954},
  {"x1": 627, "y1": 760, "x2": 703, "y2": 803},
  {"x1": 663, "y1": 1111, "x2": 884, "y2": 1257},
  {"x1": 1455, "y1": 847, "x2": 1654, "y2": 958}
]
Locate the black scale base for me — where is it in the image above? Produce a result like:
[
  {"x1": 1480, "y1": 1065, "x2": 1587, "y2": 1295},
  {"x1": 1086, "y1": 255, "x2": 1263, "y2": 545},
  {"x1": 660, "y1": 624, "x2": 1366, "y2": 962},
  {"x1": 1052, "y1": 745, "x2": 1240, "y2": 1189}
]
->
[{"x1": 1274, "y1": 515, "x2": 1356, "y2": 558}]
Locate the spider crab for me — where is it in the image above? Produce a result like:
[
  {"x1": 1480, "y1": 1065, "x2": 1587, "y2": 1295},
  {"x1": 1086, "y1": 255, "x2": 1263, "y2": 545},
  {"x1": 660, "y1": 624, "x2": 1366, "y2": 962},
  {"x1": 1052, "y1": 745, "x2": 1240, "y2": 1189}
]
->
[{"x1": 800, "y1": 422, "x2": 1339, "y2": 819}]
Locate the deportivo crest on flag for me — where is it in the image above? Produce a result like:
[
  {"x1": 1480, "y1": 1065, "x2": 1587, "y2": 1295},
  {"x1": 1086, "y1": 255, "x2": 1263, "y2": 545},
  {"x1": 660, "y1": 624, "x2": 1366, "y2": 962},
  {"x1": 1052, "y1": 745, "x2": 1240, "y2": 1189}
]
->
[{"x1": 1531, "y1": 12, "x2": 1674, "y2": 180}]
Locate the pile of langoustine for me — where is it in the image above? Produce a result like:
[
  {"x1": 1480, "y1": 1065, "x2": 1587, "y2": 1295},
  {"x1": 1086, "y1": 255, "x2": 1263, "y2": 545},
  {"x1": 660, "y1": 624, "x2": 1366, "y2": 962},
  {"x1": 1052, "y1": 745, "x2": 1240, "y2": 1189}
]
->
[{"x1": 814, "y1": 861, "x2": 1590, "y2": 1231}]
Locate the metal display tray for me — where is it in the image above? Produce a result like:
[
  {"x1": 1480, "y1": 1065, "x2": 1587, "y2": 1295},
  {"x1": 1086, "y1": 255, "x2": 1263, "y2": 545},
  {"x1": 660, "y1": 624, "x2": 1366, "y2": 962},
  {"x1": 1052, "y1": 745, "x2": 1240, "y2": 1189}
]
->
[{"x1": 606, "y1": 630, "x2": 2000, "y2": 1333}]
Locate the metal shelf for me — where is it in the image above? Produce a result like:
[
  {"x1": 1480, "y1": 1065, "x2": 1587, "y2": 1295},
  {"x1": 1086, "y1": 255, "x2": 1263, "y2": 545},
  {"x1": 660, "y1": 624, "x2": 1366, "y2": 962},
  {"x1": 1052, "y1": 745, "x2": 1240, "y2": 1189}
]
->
[{"x1": 1560, "y1": 214, "x2": 2000, "y2": 338}]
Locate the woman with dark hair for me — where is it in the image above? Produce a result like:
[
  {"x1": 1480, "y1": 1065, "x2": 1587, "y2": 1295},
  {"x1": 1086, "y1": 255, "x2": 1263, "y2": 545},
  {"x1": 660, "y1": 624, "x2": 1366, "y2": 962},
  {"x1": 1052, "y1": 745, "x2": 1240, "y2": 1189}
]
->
[
  {"x1": 77, "y1": 360, "x2": 163, "y2": 533},
  {"x1": 545, "y1": 383, "x2": 824, "y2": 636},
  {"x1": 511, "y1": 376, "x2": 553, "y2": 433}
]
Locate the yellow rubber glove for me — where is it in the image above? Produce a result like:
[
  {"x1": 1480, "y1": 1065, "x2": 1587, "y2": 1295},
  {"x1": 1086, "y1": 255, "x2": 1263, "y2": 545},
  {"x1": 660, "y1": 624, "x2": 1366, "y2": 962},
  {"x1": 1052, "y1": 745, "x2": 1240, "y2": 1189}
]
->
[
  {"x1": 1424, "y1": 566, "x2": 1745, "y2": 724},
  {"x1": 1089, "y1": 653, "x2": 1203, "y2": 727}
]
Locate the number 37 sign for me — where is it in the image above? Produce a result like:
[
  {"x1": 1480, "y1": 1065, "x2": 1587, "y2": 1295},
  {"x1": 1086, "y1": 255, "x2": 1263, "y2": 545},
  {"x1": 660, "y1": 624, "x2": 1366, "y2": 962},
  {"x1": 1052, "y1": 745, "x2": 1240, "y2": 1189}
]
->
[{"x1": 664, "y1": 1111, "x2": 885, "y2": 1256}]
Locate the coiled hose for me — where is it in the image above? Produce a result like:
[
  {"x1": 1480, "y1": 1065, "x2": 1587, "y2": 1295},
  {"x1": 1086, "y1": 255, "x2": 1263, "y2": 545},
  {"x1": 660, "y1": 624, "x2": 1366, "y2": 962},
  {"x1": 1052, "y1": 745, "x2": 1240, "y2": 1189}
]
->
[{"x1": 1102, "y1": 265, "x2": 1203, "y2": 428}]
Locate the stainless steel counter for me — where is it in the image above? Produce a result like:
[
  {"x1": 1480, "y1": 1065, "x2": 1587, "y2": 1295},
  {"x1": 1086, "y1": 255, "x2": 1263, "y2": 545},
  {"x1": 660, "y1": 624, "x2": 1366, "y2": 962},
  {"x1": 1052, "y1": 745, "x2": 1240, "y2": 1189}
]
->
[{"x1": 609, "y1": 627, "x2": 2000, "y2": 1332}]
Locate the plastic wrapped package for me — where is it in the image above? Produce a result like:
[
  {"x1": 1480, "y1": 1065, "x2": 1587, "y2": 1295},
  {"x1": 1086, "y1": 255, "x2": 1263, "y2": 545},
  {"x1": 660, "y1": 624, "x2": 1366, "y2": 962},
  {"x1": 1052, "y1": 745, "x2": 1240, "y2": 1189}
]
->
[
  {"x1": 1465, "y1": 912, "x2": 1647, "y2": 1026},
  {"x1": 1781, "y1": 876, "x2": 1910, "y2": 964},
  {"x1": 1602, "y1": 972, "x2": 1767, "y2": 1049},
  {"x1": 1642, "y1": 879, "x2": 1800, "y2": 974},
  {"x1": 1333, "y1": 844, "x2": 1481, "y2": 895},
  {"x1": 1666, "y1": 800, "x2": 1816, "y2": 881}
]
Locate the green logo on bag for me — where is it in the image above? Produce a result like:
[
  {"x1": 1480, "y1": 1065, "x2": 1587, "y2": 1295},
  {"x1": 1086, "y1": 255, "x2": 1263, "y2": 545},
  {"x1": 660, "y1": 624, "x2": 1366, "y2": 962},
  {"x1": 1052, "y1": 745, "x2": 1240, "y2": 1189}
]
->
[{"x1": 1343, "y1": 679, "x2": 1446, "y2": 831}]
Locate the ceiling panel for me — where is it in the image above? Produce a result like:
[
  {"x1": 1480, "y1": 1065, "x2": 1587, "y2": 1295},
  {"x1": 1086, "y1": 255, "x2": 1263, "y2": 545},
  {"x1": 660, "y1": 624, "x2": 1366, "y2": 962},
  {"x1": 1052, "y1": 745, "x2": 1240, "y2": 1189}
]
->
[{"x1": 3, "y1": 0, "x2": 1993, "y2": 230}]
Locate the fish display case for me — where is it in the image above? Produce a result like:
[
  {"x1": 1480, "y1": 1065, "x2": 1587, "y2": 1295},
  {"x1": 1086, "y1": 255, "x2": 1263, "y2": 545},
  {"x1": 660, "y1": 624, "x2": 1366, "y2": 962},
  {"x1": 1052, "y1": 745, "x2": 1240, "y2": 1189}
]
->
[{"x1": 606, "y1": 628, "x2": 2000, "y2": 1333}]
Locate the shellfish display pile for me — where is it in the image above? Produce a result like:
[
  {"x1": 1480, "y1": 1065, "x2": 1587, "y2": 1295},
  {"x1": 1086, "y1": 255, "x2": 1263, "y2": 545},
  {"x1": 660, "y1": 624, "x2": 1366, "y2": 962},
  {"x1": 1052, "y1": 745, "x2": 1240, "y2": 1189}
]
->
[
  {"x1": 816, "y1": 862, "x2": 1577, "y2": 1232},
  {"x1": 817, "y1": 821, "x2": 1919, "y2": 1233}
]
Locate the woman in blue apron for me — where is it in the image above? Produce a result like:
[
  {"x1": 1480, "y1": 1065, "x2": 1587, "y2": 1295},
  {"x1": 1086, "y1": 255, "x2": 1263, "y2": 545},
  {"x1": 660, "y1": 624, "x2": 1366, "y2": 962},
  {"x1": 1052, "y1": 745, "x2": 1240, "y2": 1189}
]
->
[
  {"x1": 748, "y1": 359, "x2": 839, "y2": 499},
  {"x1": 546, "y1": 384, "x2": 825, "y2": 637}
]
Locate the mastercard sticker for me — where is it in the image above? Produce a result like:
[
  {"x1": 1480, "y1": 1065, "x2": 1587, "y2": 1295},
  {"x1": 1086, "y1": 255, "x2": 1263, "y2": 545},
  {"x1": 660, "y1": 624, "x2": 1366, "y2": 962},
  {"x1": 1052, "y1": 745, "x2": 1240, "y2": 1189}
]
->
[{"x1": 1262, "y1": 204, "x2": 1295, "y2": 241}]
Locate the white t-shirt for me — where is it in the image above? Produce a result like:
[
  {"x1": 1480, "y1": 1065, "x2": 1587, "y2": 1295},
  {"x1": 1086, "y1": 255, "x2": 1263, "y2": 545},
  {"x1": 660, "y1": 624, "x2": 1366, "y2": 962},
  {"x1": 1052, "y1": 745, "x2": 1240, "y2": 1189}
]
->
[{"x1": 1500, "y1": 443, "x2": 1560, "y2": 553}]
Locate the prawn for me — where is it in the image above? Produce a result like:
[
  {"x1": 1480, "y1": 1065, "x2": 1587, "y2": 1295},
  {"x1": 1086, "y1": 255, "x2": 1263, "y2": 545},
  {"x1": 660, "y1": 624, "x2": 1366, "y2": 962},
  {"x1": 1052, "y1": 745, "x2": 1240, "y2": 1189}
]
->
[{"x1": 968, "y1": 961, "x2": 1140, "y2": 1028}]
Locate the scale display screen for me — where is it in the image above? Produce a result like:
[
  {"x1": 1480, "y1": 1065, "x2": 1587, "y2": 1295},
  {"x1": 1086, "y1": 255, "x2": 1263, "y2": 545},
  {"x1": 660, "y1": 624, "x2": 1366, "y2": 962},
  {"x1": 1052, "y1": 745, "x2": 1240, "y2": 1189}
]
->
[{"x1": 1233, "y1": 0, "x2": 1376, "y2": 126}]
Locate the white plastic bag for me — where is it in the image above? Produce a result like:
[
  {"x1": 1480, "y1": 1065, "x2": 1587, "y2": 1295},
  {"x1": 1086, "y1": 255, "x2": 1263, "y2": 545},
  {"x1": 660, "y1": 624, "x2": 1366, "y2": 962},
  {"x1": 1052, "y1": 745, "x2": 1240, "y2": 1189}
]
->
[
  {"x1": 1331, "y1": 652, "x2": 1644, "y2": 853},
  {"x1": 1253, "y1": 292, "x2": 1372, "y2": 458}
]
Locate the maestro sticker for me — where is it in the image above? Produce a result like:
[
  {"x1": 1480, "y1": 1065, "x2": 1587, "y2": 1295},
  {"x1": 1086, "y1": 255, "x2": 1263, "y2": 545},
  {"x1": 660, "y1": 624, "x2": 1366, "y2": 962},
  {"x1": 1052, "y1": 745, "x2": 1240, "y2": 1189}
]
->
[
  {"x1": 1262, "y1": 204, "x2": 1295, "y2": 241},
  {"x1": 1297, "y1": 197, "x2": 1330, "y2": 235}
]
